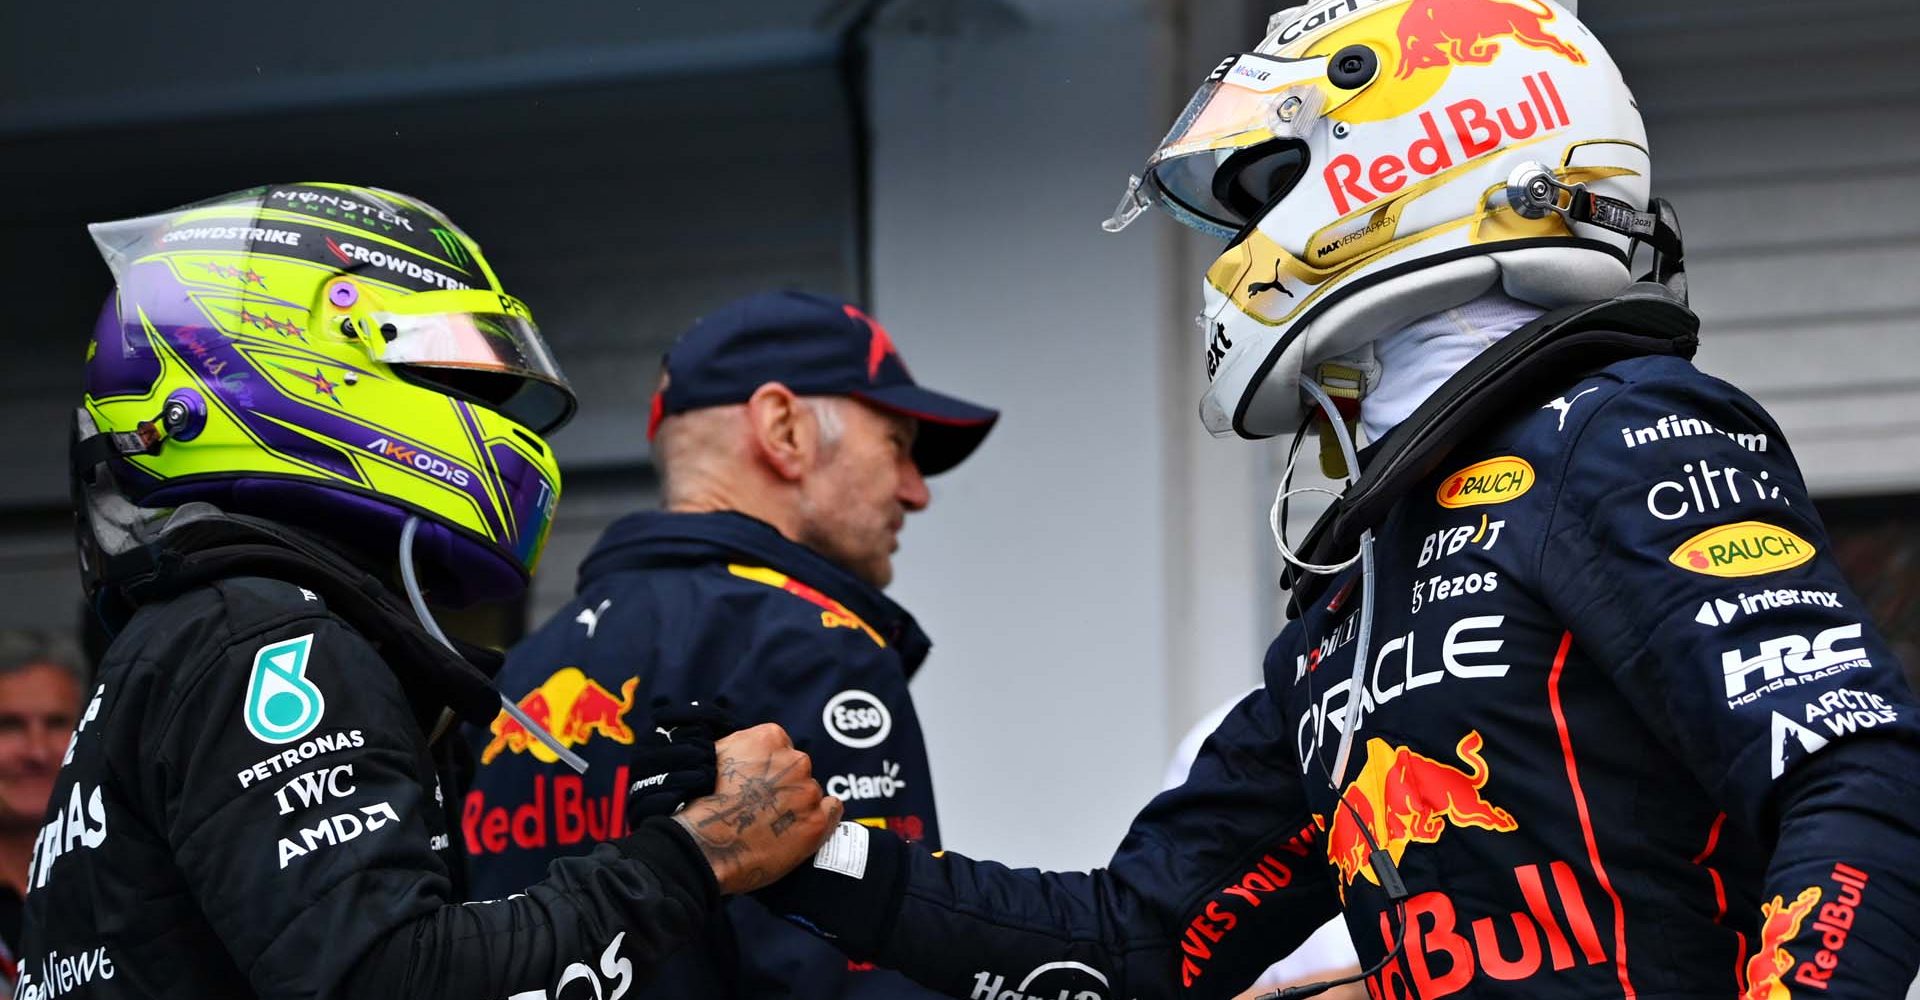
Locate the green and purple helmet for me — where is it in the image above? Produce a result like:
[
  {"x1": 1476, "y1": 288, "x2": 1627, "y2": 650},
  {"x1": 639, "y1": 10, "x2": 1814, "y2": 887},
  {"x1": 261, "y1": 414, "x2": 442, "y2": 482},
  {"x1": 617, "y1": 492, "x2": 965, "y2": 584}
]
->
[{"x1": 83, "y1": 183, "x2": 573, "y2": 605}]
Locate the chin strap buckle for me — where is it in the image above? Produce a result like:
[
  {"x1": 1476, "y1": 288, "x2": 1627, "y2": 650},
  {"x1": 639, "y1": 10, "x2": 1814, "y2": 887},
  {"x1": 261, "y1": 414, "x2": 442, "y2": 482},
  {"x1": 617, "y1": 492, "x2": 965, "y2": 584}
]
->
[
  {"x1": 1506, "y1": 162, "x2": 1684, "y2": 257},
  {"x1": 1312, "y1": 362, "x2": 1367, "y2": 480}
]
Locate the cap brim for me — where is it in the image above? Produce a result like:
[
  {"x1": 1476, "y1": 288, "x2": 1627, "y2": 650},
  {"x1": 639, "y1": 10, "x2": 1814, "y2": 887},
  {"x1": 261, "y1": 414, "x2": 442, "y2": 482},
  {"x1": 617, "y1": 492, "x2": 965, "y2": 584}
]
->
[{"x1": 851, "y1": 385, "x2": 999, "y2": 476}]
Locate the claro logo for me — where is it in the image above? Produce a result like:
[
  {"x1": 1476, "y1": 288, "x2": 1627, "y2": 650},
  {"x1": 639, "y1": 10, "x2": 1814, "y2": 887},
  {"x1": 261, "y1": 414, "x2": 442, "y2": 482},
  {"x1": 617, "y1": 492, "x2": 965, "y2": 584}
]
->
[
  {"x1": 365, "y1": 437, "x2": 472, "y2": 487},
  {"x1": 1436, "y1": 457, "x2": 1533, "y2": 509}
]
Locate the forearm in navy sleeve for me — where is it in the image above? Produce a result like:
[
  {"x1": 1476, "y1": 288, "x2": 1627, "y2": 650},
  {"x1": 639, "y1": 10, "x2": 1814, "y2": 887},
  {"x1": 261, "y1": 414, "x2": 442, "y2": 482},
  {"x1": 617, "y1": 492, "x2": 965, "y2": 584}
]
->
[{"x1": 756, "y1": 689, "x2": 1342, "y2": 1000}]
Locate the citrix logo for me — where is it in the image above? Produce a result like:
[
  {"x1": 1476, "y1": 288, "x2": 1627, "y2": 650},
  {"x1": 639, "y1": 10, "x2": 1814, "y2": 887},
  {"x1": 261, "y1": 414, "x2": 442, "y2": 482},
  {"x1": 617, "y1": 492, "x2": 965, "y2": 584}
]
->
[
  {"x1": 1645, "y1": 458, "x2": 1788, "y2": 521},
  {"x1": 365, "y1": 437, "x2": 473, "y2": 488}
]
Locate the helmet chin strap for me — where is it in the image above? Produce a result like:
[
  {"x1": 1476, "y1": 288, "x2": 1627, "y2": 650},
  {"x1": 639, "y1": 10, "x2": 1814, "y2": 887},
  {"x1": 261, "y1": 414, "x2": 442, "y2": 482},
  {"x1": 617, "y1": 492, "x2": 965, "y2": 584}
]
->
[
  {"x1": 1311, "y1": 357, "x2": 1371, "y2": 480},
  {"x1": 1271, "y1": 381, "x2": 1378, "y2": 788},
  {"x1": 399, "y1": 516, "x2": 589, "y2": 774}
]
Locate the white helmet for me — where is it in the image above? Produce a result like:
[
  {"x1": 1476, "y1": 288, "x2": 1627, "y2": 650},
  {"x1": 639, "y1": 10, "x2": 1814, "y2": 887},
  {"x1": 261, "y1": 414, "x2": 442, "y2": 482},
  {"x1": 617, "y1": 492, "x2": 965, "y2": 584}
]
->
[{"x1": 1109, "y1": 0, "x2": 1649, "y2": 438}]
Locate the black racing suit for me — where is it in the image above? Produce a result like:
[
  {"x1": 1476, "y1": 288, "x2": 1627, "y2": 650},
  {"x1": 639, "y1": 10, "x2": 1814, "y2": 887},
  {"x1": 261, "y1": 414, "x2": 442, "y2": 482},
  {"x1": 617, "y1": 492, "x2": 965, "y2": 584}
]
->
[
  {"x1": 18, "y1": 520, "x2": 719, "y2": 1000},
  {"x1": 760, "y1": 352, "x2": 1920, "y2": 997}
]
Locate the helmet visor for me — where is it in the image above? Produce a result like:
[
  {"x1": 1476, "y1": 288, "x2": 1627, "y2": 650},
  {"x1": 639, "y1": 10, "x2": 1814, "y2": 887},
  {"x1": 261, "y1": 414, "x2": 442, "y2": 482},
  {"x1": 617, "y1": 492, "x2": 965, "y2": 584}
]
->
[
  {"x1": 370, "y1": 300, "x2": 575, "y2": 433},
  {"x1": 1138, "y1": 53, "x2": 1329, "y2": 237}
]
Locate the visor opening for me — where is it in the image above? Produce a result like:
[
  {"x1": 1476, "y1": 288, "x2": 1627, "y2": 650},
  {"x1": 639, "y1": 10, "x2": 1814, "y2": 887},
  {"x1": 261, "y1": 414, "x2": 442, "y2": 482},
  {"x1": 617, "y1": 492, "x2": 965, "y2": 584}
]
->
[{"x1": 1216, "y1": 139, "x2": 1312, "y2": 239}]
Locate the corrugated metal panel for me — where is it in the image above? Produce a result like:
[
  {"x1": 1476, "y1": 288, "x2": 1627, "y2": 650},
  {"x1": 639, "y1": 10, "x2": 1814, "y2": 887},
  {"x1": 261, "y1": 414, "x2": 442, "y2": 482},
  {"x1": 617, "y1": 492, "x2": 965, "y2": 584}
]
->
[{"x1": 1589, "y1": 0, "x2": 1920, "y2": 495}]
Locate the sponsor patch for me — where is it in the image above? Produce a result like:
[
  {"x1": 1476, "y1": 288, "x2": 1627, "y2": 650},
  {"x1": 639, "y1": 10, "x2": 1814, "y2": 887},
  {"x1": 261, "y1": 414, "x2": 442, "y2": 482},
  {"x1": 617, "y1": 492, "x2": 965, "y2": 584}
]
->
[
  {"x1": 1436, "y1": 457, "x2": 1533, "y2": 508},
  {"x1": 1670, "y1": 522, "x2": 1814, "y2": 578},
  {"x1": 823, "y1": 689, "x2": 892, "y2": 749},
  {"x1": 1722, "y1": 624, "x2": 1870, "y2": 709},
  {"x1": 244, "y1": 633, "x2": 324, "y2": 745}
]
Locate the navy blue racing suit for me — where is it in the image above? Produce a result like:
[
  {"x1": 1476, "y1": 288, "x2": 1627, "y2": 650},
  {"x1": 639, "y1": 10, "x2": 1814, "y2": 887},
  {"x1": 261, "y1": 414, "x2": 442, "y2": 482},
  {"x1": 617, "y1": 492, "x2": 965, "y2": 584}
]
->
[
  {"x1": 761, "y1": 354, "x2": 1920, "y2": 998},
  {"x1": 465, "y1": 511, "x2": 947, "y2": 999}
]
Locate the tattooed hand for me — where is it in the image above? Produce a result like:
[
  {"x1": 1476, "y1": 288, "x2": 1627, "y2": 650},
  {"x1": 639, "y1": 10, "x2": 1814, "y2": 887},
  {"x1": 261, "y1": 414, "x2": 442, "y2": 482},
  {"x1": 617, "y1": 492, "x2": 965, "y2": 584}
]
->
[{"x1": 673, "y1": 723, "x2": 842, "y2": 894}]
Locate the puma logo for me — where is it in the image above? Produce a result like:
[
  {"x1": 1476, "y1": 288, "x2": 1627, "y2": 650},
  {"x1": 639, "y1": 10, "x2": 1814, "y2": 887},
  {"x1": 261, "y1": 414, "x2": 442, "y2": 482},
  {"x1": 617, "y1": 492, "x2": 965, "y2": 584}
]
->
[
  {"x1": 575, "y1": 599, "x2": 613, "y2": 638},
  {"x1": 1248, "y1": 262, "x2": 1295, "y2": 299},
  {"x1": 1542, "y1": 386, "x2": 1599, "y2": 432}
]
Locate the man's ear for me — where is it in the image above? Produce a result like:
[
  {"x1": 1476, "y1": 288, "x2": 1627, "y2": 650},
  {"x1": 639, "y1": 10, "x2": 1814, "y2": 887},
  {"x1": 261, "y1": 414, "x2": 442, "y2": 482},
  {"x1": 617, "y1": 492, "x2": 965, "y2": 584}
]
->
[{"x1": 744, "y1": 382, "x2": 815, "y2": 482}]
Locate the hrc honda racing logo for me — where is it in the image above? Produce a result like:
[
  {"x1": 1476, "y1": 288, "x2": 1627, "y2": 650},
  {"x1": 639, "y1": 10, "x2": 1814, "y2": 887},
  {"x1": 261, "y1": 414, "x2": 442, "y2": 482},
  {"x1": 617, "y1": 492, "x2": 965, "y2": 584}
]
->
[{"x1": 1721, "y1": 624, "x2": 1871, "y2": 709}]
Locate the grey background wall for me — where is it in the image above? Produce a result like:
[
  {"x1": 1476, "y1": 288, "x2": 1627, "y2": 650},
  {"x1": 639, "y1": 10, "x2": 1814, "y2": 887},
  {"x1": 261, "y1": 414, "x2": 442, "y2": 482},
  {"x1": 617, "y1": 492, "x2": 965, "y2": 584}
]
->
[{"x1": 2, "y1": 0, "x2": 1915, "y2": 874}]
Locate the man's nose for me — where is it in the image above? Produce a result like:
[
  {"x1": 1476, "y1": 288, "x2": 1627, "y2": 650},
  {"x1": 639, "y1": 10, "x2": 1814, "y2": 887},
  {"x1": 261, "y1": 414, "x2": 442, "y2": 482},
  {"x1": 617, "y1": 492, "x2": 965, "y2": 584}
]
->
[
  {"x1": 26, "y1": 724, "x2": 65, "y2": 768},
  {"x1": 899, "y1": 462, "x2": 931, "y2": 512}
]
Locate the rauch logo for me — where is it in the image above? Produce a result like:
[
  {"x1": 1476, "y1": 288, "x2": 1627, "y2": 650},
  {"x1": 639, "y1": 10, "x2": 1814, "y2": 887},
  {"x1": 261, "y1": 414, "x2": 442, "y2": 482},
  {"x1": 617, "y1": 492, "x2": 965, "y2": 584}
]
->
[
  {"x1": 1436, "y1": 456, "x2": 1533, "y2": 508},
  {"x1": 1668, "y1": 521, "x2": 1814, "y2": 579}
]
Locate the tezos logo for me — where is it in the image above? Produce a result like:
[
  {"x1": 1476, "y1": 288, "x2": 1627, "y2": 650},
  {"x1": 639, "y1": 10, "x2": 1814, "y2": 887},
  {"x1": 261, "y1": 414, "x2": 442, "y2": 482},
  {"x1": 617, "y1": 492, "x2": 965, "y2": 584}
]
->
[
  {"x1": 823, "y1": 689, "x2": 891, "y2": 749},
  {"x1": 245, "y1": 633, "x2": 325, "y2": 745},
  {"x1": 1669, "y1": 521, "x2": 1814, "y2": 579},
  {"x1": 1436, "y1": 456, "x2": 1533, "y2": 508}
]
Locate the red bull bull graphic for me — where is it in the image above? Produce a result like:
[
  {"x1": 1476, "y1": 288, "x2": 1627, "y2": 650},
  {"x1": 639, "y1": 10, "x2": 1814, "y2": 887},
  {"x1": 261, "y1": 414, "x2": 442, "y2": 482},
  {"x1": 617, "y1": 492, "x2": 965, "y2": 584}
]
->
[
  {"x1": 479, "y1": 667, "x2": 639, "y2": 765},
  {"x1": 1743, "y1": 885, "x2": 1820, "y2": 1000},
  {"x1": 1326, "y1": 730, "x2": 1517, "y2": 900},
  {"x1": 728, "y1": 564, "x2": 887, "y2": 647},
  {"x1": 1394, "y1": 0, "x2": 1585, "y2": 79}
]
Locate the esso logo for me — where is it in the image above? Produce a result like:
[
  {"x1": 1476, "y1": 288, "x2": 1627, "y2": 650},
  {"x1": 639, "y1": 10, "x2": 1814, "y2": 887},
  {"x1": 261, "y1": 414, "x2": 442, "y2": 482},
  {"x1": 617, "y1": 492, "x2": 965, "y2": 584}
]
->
[{"x1": 823, "y1": 689, "x2": 892, "y2": 749}]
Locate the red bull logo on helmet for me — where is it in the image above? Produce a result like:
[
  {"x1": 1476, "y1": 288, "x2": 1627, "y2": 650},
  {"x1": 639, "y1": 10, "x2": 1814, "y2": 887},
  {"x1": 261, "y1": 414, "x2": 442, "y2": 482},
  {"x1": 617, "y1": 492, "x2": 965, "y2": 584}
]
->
[
  {"x1": 1326, "y1": 730, "x2": 1517, "y2": 900},
  {"x1": 1394, "y1": 0, "x2": 1585, "y2": 79},
  {"x1": 1323, "y1": 73, "x2": 1572, "y2": 217},
  {"x1": 480, "y1": 667, "x2": 639, "y2": 765}
]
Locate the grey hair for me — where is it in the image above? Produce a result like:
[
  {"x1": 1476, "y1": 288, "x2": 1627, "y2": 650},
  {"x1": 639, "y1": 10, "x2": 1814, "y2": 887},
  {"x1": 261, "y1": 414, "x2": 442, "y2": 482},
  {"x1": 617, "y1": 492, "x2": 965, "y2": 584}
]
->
[
  {"x1": 0, "y1": 631, "x2": 87, "y2": 687},
  {"x1": 802, "y1": 396, "x2": 845, "y2": 447}
]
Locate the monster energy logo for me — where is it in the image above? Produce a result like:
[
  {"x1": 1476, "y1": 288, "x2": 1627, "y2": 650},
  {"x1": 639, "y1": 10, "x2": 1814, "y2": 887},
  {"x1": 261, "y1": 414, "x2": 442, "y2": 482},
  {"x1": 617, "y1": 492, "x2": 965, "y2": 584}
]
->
[{"x1": 431, "y1": 227, "x2": 471, "y2": 270}]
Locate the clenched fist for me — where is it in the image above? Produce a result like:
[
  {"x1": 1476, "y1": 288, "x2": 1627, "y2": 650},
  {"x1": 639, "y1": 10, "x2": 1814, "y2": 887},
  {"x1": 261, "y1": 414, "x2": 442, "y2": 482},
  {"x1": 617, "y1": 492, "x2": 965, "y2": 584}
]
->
[{"x1": 672, "y1": 723, "x2": 843, "y2": 894}]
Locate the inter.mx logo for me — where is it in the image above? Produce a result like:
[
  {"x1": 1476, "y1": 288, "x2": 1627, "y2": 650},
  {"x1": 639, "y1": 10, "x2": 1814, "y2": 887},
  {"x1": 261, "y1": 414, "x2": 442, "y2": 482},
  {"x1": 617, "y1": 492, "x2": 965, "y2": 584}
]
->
[{"x1": 1721, "y1": 624, "x2": 1870, "y2": 709}]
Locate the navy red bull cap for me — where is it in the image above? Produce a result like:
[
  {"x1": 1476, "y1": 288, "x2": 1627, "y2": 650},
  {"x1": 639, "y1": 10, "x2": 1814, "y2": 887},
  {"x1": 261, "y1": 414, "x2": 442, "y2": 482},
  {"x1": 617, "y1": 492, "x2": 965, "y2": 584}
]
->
[{"x1": 648, "y1": 291, "x2": 999, "y2": 475}]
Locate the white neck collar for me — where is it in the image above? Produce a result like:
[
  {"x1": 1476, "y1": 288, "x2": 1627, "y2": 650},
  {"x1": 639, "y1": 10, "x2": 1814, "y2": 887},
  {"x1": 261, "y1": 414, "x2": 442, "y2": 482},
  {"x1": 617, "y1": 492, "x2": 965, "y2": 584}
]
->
[{"x1": 1358, "y1": 289, "x2": 1548, "y2": 443}]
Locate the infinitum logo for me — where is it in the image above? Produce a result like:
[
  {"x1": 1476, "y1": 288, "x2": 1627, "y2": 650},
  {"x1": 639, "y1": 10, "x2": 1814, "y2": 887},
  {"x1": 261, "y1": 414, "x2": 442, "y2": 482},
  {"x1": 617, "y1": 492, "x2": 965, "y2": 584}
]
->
[{"x1": 1620, "y1": 414, "x2": 1768, "y2": 453}]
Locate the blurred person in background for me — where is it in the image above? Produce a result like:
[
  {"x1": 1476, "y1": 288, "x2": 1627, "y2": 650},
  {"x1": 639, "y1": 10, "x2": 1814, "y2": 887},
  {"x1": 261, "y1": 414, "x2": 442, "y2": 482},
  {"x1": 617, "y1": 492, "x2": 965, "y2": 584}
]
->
[
  {"x1": 27, "y1": 184, "x2": 838, "y2": 1000},
  {"x1": 708, "y1": 1, "x2": 1920, "y2": 996},
  {"x1": 464, "y1": 289, "x2": 996, "y2": 999},
  {"x1": 0, "y1": 631, "x2": 85, "y2": 997}
]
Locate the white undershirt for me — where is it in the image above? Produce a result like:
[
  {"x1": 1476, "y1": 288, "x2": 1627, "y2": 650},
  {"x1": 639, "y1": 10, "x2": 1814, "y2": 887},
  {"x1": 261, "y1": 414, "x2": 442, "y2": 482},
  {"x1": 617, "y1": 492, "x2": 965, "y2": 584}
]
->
[{"x1": 1359, "y1": 290, "x2": 1548, "y2": 444}]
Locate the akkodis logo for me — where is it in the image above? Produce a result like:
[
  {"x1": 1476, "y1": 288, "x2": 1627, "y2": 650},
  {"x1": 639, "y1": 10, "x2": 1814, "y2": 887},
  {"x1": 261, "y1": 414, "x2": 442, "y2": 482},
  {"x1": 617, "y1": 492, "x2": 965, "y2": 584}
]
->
[
  {"x1": 1437, "y1": 456, "x2": 1533, "y2": 508},
  {"x1": 480, "y1": 668, "x2": 639, "y2": 765},
  {"x1": 1669, "y1": 521, "x2": 1815, "y2": 579},
  {"x1": 1326, "y1": 730, "x2": 1517, "y2": 899}
]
